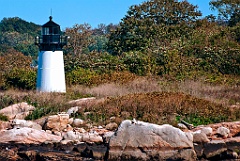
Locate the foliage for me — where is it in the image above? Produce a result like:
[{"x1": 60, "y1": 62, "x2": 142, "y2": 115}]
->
[
  {"x1": 0, "y1": 17, "x2": 40, "y2": 34},
  {"x1": 64, "y1": 52, "x2": 125, "y2": 74},
  {"x1": 66, "y1": 67, "x2": 97, "y2": 86},
  {"x1": 0, "y1": 17, "x2": 40, "y2": 58},
  {"x1": 0, "y1": 51, "x2": 32, "y2": 72},
  {"x1": 0, "y1": 52, "x2": 34, "y2": 90},
  {"x1": 122, "y1": 51, "x2": 154, "y2": 76},
  {"x1": 64, "y1": 23, "x2": 93, "y2": 56},
  {"x1": 3, "y1": 68, "x2": 36, "y2": 90},
  {"x1": 0, "y1": 114, "x2": 8, "y2": 121},
  {"x1": 88, "y1": 35, "x2": 108, "y2": 52},
  {"x1": 108, "y1": 0, "x2": 201, "y2": 55},
  {"x1": 210, "y1": 0, "x2": 240, "y2": 26}
]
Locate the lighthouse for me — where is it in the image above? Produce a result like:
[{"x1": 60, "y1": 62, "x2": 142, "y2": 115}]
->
[{"x1": 35, "y1": 16, "x2": 68, "y2": 92}]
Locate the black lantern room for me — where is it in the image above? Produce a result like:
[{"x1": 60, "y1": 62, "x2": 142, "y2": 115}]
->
[{"x1": 35, "y1": 16, "x2": 68, "y2": 51}]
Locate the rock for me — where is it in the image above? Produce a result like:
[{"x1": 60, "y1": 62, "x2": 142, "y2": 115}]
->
[
  {"x1": 108, "y1": 120, "x2": 196, "y2": 161},
  {"x1": 103, "y1": 131, "x2": 115, "y2": 143},
  {"x1": 18, "y1": 150, "x2": 38, "y2": 160},
  {"x1": 0, "y1": 121, "x2": 11, "y2": 130},
  {"x1": 105, "y1": 122, "x2": 118, "y2": 131},
  {"x1": 72, "y1": 118, "x2": 85, "y2": 127},
  {"x1": 46, "y1": 130, "x2": 52, "y2": 134},
  {"x1": 193, "y1": 132, "x2": 210, "y2": 143},
  {"x1": 200, "y1": 127, "x2": 213, "y2": 136},
  {"x1": 33, "y1": 116, "x2": 47, "y2": 127},
  {"x1": 216, "y1": 126, "x2": 230, "y2": 138},
  {"x1": 68, "y1": 118, "x2": 74, "y2": 125},
  {"x1": 194, "y1": 143, "x2": 204, "y2": 158},
  {"x1": 0, "y1": 145, "x2": 19, "y2": 160},
  {"x1": 63, "y1": 131, "x2": 81, "y2": 141},
  {"x1": 225, "y1": 136, "x2": 240, "y2": 152},
  {"x1": 0, "y1": 102, "x2": 35, "y2": 120},
  {"x1": 88, "y1": 144, "x2": 107, "y2": 160},
  {"x1": 74, "y1": 142, "x2": 88, "y2": 153},
  {"x1": 0, "y1": 127, "x2": 62, "y2": 144},
  {"x1": 67, "y1": 106, "x2": 81, "y2": 116},
  {"x1": 194, "y1": 121, "x2": 240, "y2": 138},
  {"x1": 75, "y1": 128, "x2": 86, "y2": 133},
  {"x1": 65, "y1": 124, "x2": 73, "y2": 131},
  {"x1": 43, "y1": 113, "x2": 69, "y2": 131},
  {"x1": 232, "y1": 151, "x2": 239, "y2": 159},
  {"x1": 82, "y1": 133, "x2": 103, "y2": 143},
  {"x1": 177, "y1": 123, "x2": 188, "y2": 129},
  {"x1": 203, "y1": 140, "x2": 227, "y2": 159},
  {"x1": 11, "y1": 119, "x2": 42, "y2": 130}
]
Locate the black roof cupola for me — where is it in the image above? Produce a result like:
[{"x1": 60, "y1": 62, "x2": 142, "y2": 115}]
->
[{"x1": 35, "y1": 16, "x2": 68, "y2": 51}]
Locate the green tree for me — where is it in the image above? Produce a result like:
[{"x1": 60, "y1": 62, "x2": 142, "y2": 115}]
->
[
  {"x1": 210, "y1": 0, "x2": 240, "y2": 26},
  {"x1": 108, "y1": 0, "x2": 201, "y2": 55},
  {"x1": 88, "y1": 35, "x2": 108, "y2": 52},
  {"x1": 0, "y1": 17, "x2": 40, "y2": 35}
]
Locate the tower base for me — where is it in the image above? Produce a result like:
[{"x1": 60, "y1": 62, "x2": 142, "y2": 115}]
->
[{"x1": 37, "y1": 51, "x2": 66, "y2": 92}]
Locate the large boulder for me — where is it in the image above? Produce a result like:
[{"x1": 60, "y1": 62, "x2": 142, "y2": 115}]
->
[
  {"x1": 0, "y1": 102, "x2": 35, "y2": 120},
  {"x1": 43, "y1": 113, "x2": 69, "y2": 131},
  {"x1": 108, "y1": 120, "x2": 196, "y2": 161},
  {"x1": 0, "y1": 127, "x2": 62, "y2": 144}
]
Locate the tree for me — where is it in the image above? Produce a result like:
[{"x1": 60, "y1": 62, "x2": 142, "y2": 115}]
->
[
  {"x1": 65, "y1": 23, "x2": 93, "y2": 56},
  {"x1": 108, "y1": 0, "x2": 202, "y2": 55},
  {"x1": 0, "y1": 17, "x2": 40, "y2": 35},
  {"x1": 210, "y1": 0, "x2": 240, "y2": 26}
]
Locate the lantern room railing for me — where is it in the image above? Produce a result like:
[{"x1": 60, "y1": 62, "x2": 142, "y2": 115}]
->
[{"x1": 35, "y1": 35, "x2": 69, "y2": 51}]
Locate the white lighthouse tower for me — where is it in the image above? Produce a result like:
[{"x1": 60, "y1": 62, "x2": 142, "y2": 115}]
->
[{"x1": 35, "y1": 16, "x2": 68, "y2": 92}]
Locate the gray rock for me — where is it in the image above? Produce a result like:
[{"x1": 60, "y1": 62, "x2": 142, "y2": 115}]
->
[
  {"x1": 108, "y1": 120, "x2": 196, "y2": 161},
  {"x1": 200, "y1": 127, "x2": 213, "y2": 136},
  {"x1": 193, "y1": 132, "x2": 210, "y2": 143},
  {"x1": 216, "y1": 126, "x2": 230, "y2": 138},
  {"x1": 72, "y1": 118, "x2": 85, "y2": 127}
]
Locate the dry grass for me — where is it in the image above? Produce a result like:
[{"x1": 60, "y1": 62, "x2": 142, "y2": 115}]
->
[
  {"x1": 68, "y1": 77, "x2": 239, "y2": 108},
  {"x1": 0, "y1": 75, "x2": 239, "y2": 126},
  {"x1": 67, "y1": 76, "x2": 239, "y2": 126},
  {"x1": 178, "y1": 80, "x2": 240, "y2": 106}
]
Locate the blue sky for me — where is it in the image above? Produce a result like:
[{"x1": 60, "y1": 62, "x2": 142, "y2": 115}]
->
[{"x1": 0, "y1": 0, "x2": 216, "y2": 30}]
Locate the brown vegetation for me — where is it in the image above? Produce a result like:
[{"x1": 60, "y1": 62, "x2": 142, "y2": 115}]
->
[{"x1": 1, "y1": 76, "x2": 239, "y2": 127}]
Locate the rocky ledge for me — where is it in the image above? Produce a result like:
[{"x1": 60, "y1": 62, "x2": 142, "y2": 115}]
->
[{"x1": 0, "y1": 101, "x2": 240, "y2": 160}]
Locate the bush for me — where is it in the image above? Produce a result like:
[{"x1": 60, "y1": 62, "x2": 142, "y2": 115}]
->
[
  {"x1": 64, "y1": 52, "x2": 125, "y2": 74},
  {"x1": 66, "y1": 67, "x2": 97, "y2": 86},
  {"x1": 122, "y1": 51, "x2": 153, "y2": 76},
  {"x1": 3, "y1": 68, "x2": 36, "y2": 90}
]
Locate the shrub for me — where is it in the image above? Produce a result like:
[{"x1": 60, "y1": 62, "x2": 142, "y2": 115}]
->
[
  {"x1": 122, "y1": 51, "x2": 153, "y2": 76},
  {"x1": 3, "y1": 68, "x2": 36, "y2": 90},
  {"x1": 66, "y1": 67, "x2": 97, "y2": 86}
]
